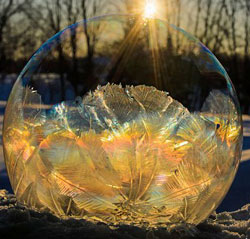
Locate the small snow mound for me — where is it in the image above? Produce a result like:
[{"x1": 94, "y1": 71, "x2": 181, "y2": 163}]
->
[{"x1": 0, "y1": 190, "x2": 249, "y2": 239}]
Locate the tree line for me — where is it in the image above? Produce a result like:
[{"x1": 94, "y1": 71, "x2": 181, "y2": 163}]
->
[{"x1": 0, "y1": 0, "x2": 249, "y2": 113}]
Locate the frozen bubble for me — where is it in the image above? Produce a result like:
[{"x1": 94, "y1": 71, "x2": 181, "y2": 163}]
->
[{"x1": 3, "y1": 15, "x2": 242, "y2": 226}]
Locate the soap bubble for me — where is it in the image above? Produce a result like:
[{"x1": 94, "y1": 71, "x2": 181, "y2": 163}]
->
[{"x1": 3, "y1": 15, "x2": 242, "y2": 226}]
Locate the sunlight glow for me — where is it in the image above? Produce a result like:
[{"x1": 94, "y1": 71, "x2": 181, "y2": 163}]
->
[{"x1": 144, "y1": 0, "x2": 157, "y2": 19}]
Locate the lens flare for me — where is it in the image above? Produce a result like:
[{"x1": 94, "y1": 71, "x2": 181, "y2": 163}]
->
[{"x1": 144, "y1": 0, "x2": 157, "y2": 18}]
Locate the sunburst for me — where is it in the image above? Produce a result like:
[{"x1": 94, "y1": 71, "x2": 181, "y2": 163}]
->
[{"x1": 144, "y1": 0, "x2": 157, "y2": 19}]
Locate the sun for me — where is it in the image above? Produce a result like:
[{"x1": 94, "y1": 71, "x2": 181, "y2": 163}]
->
[{"x1": 144, "y1": 0, "x2": 157, "y2": 19}]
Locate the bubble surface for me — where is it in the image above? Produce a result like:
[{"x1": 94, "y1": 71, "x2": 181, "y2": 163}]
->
[{"x1": 3, "y1": 15, "x2": 242, "y2": 226}]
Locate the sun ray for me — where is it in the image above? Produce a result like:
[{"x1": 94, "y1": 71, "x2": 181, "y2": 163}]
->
[
  {"x1": 104, "y1": 17, "x2": 143, "y2": 84},
  {"x1": 148, "y1": 18, "x2": 162, "y2": 89}
]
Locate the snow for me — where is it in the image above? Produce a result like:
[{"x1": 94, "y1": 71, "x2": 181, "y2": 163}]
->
[{"x1": 0, "y1": 189, "x2": 249, "y2": 239}]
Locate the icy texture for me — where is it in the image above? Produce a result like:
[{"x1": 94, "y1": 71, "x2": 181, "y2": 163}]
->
[{"x1": 3, "y1": 84, "x2": 241, "y2": 226}]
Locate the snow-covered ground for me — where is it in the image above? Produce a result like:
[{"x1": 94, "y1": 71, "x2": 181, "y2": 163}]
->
[{"x1": 0, "y1": 189, "x2": 250, "y2": 239}]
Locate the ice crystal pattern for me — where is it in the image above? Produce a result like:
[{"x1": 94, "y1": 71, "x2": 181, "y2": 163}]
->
[{"x1": 3, "y1": 84, "x2": 241, "y2": 226}]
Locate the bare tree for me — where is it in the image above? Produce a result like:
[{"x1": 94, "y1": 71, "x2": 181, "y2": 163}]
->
[
  {"x1": 0, "y1": 0, "x2": 31, "y2": 72},
  {"x1": 201, "y1": 0, "x2": 212, "y2": 46},
  {"x1": 81, "y1": 0, "x2": 108, "y2": 60},
  {"x1": 227, "y1": 0, "x2": 238, "y2": 56},
  {"x1": 210, "y1": 0, "x2": 227, "y2": 54},
  {"x1": 175, "y1": 0, "x2": 181, "y2": 51},
  {"x1": 64, "y1": 0, "x2": 81, "y2": 92},
  {"x1": 194, "y1": 0, "x2": 202, "y2": 36},
  {"x1": 244, "y1": 0, "x2": 250, "y2": 61},
  {"x1": 1, "y1": 0, "x2": 250, "y2": 112},
  {"x1": 80, "y1": 0, "x2": 108, "y2": 93},
  {"x1": 243, "y1": 0, "x2": 250, "y2": 113},
  {"x1": 44, "y1": 0, "x2": 66, "y2": 99}
]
